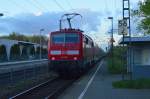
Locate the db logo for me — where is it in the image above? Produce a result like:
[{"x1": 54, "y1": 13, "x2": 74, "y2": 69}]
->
[{"x1": 62, "y1": 51, "x2": 66, "y2": 54}]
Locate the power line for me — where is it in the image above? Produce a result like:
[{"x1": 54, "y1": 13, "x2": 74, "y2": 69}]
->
[
  {"x1": 52, "y1": 0, "x2": 66, "y2": 12},
  {"x1": 114, "y1": 0, "x2": 118, "y2": 16},
  {"x1": 114, "y1": 0, "x2": 117, "y2": 10},
  {"x1": 65, "y1": 0, "x2": 73, "y2": 10},
  {"x1": 31, "y1": 0, "x2": 51, "y2": 12},
  {"x1": 111, "y1": 0, "x2": 115, "y2": 15},
  {"x1": 10, "y1": 0, "x2": 30, "y2": 11},
  {"x1": 104, "y1": 0, "x2": 110, "y2": 15},
  {"x1": 25, "y1": 0, "x2": 61, "y2": 25},
  {"x1": 114, "y1": 0, "x2": 118, "y2": 15},
  {"x1": 7, "y1": 0, "x2": 43, "y2": 32},
  {"x1": 11, "y1": 0, "x2": 43, "y2": 13},
  {"x1": 9, "y1": 0, "x2": 33, "y2": 25},
  {"x1": 28, "y1": 0, "x2": 43, "y2": 12}
]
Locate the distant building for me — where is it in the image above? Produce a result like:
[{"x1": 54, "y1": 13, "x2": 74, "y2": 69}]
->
[
  {"x1": 119, "y1": 36, "x2": 150, "y2": 79},
  {"x1": 0, "y1": 39, "x2": 47, "y2": 61}
]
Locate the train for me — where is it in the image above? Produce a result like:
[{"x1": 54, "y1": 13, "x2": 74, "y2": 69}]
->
[{"x1": 48, "y1": 13, "x2": 104, "y2": 78}]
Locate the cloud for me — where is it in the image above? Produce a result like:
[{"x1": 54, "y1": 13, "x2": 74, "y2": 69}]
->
[
  {"x1": 0, "y1": 9, "x2": 102, "y2": 35},
  {"x1": 34, "y1": 11, "x2": 43, "y2": 16},
  {"x1": 0, "y1": 12, "x2": 61, "y2": 35}
]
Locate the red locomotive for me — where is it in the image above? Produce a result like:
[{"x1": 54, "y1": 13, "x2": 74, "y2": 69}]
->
[{"x1": 48, "y1": 13, "x2": 103, "y2": 78}]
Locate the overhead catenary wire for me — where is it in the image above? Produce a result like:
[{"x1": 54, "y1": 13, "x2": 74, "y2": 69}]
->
[
  {"x1": 114, "y1": 0, "x2": 118, "y2": 17},
  {"x1": 65, "y1": 0, "x2": 73, "y2": 10},
  {"x1": 114, "y1": 0, "x2": 117, "y2": 11},
  {"x1": 52, "y1": 0, "x2": 66, "y2": 12},
  {"x1": 112, "y1": 0, "x2": 115, "y2": 16},
  {"x1": 0, "y1": 1, "x2": 13, "y2": 16},
  {"x1": 7, "y1": 0, "x2": 48, "y2": 35},
  {"x1": 114, "y1": 0, "x2": 119, "y2": 18},
  {"x1": 30, "y1": 0, "x2": 51, "y2": 13},
  {"x1": 10, "y1": 0, "x2": 31, "y2": 12},
  {"x1": 28, "y1": 0, "x2": 44, "y2": 12},
  {"x1": 25, "y1": 0, "x2": 58, "y2": 31},
  {"x1": 11, "y1": 0, "x2": 43, "y2": 14},
  {"x1": 104, "y1": 0, "x2": 111, "y2": 15},
  {"x1": 26, "y1": 0, "x2": 53, "y2": 31},
  {"x1": 10, "y1": 0, "x2": 46, "y2": 15},
  {"x1": 9, "y1": 0, "x2": 33, "y2": 26}
]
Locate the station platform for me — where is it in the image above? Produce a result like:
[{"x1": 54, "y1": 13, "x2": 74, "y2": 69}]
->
[{"x1": 58, "y1": 60, "x2": 150, "y2": 99}]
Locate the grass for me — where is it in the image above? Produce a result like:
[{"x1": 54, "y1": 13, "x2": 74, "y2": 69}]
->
[
  {"x1": 107, "y1": 46, "x2": 126, "y2": 74},
  {"x1": 113, "y1": 79, "x2": 150, "y2": 89},
  {"x1": 107, "y1": 57, "x2": 123, "y2": 74}
]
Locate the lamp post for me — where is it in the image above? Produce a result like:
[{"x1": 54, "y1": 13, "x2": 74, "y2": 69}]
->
[
  {"x1": 0, "y1": 13, "x2": 3, "y2": 17},
  {"x1": 39, "y1": 29, "x2": 44, "y2": 59},
  {"x1": 108, "y1": 17, "x2": 114, "y2": 67}
]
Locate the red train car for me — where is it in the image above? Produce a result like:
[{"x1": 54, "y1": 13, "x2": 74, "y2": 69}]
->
[{"x1": 48, "y1": 28, "x2": 102, "y2": 77}]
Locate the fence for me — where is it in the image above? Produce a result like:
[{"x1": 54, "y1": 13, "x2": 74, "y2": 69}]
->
[
  {"x1": 0, "y1": 60, "x2": 51, "y2": 98},
  {"x1": 0, "y1": 54, "x2": 48, "y2": 63}
]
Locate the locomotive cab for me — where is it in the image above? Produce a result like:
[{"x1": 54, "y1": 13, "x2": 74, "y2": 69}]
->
[
  {"x1": 48, "y1": 29, "x2": 84, "y2": 77},
  {"x1": 47, "y1": 13, "x2": 102, "y2": 78},
  {"x1": 48, "y1": 29, "x2": 83, "y2": 61}
]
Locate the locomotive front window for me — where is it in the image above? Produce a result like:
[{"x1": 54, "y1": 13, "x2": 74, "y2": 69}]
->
[
  {"x1": 65, "y1": 34, "x2": 79, "y2": 43},
  {"x1": 52, "y1": 34, "x2": 64, "y2": 43},
  {"x1": 52, "y1": 33, "x2": 79, "y2": 43}
]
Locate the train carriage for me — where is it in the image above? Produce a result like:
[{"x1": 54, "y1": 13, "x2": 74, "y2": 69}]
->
[
  {"x1": 48, "y1": 29, "x2": 101, "y2": 78},
  {"x1": 48, "y1": 13, "x2": 103, "y2": 78}
]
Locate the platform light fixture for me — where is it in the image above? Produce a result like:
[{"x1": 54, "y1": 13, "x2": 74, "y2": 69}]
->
[
  {"x1": 40, "y1": 28, "x2": 44, "y2": 59},
  {"x1": 108, "y1": 16, "x2": 114, "y2": 68},
  {"x1": 0, "y1": 13, "x2": 3, "y2": 17}
]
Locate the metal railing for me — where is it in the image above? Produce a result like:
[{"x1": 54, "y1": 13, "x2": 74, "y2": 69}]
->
[
  {"x1": 0, "y1": 59, "x2": 48, "y2": 66},
  {"x1": 0, "y1": 59, "x2": 50, "y2": 98}
]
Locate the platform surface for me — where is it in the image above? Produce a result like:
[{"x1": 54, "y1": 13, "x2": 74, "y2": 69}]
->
[{"x1": 58, "y1": 60, "x2": 150, "y2": 99}]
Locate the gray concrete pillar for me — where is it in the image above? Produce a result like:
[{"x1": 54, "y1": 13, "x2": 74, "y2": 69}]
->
[
  {"x1": 34, "y1": 45, "x2": 37, "y2": 53},
  {"x1": 19, "y1": 45, "x2": 24, "y2": 57},
  {"x1": 27, "y1": 46, "x2": 30, "y2": 59},
  {"x1": 5, "y1": 45, "x2": 12, "y2": 61}
]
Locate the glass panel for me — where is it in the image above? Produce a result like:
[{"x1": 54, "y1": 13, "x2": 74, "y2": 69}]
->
[
  {"x1": 65, "y1": 34, "x2": 79, "y2": 43},
  {"x1": 52, "y1": 33, "x2": 79, "y2": 43},
  {"x1": 52, "y1": 34, "x2": 64, "y2": 43}
]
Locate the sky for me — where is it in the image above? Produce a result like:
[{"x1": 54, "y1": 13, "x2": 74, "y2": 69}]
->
[{"x1": 0, "y1": 0, "x2": 143, "y2": 50}]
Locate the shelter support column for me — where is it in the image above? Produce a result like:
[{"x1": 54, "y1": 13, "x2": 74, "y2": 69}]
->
[{"x1": 5, "y1": 45, "x2": 12, "y2": 61}]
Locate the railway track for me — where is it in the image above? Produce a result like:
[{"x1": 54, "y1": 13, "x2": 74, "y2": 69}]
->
[
  {"x1": 9, "y1": 77, "x2": 76, "y2": 99},
  {"x1": 8, "y1": 58, "x2": 104, "y2": 99}
]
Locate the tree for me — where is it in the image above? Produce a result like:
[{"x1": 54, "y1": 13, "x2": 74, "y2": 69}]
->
[
  {"x1": 0, "y1": 32, "x2": 48, "y2": 44},
  {"x1": 0, "y1": 32, "x2": 28, "y2": 41},
  {"x1": 10, "y1": 44, "x2": 20, "y2": 60},
  {"x1": 0, "y1": 45, "x2": 7, "y2": 61},
  {"x1": 133, "y1": 0, "x2": 150, "y2": 34}
]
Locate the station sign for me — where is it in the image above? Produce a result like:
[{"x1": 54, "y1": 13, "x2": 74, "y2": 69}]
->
[{"x1": 118, "y1": 19, "x2": 128, "y2": 35}]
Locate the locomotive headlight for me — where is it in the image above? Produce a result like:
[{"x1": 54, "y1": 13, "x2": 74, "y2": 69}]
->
[
  {"x1": 73, "y1": 57, "x2": 77, "y2": 60},
  {"x1": 51, "y1": 57, "x2": 55, "y2": 60}
]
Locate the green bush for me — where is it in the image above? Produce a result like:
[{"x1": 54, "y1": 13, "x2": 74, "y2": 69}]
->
[
  {"x1": 0, "y1": 45, "x2": 7, "y2": 61},
  {"x1": 107, "y1": 46, "x2": 126, "y2": 74},
  {"x1": 10, "y1": 44, "x2": 20, "y2": 60},
  {"x1": 30, "y1": 46, "x2": 35, "y2": 55},
  {"x1": 113, "y1": 79, "x2": 150, "y2": 89},
  {"x1": 108, "y1": 57, "x2": 123, "y2": 74}
]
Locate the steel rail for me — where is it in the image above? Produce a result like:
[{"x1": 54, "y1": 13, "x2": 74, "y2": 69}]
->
[
  {"x1": 9, "y1": 77, "x2": 59, "y2": 99},
  {"x1": 45, "y1": 79, "x2": 75, "y2": 99},
  {"x1": 0, "y1": 59, "x2": 48, "y2": 66}
]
